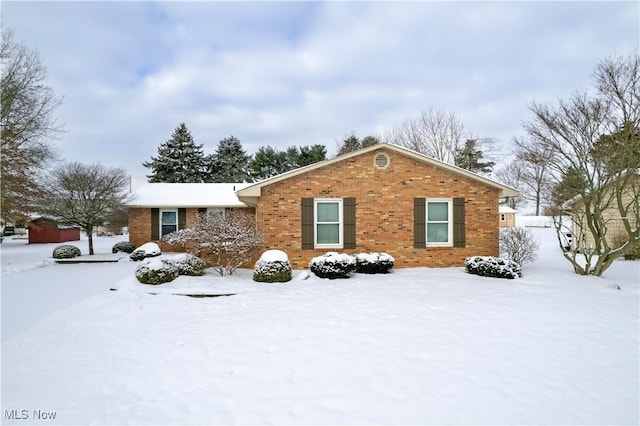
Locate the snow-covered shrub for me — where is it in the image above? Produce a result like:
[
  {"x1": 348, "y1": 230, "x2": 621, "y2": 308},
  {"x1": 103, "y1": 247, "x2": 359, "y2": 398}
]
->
[
  {"x1": 309, "y1": 252, "x2": 356, "y2": 279},
  {"x1": 135, "y1": 258, "x2": 179, "y2": 285},
  {"x1": 130, "y1": 242, "x2": 161, "y2": 261},
  {"x1": 112, "y1": 241, "x2": 136, "y2": 254},
  {"x1": 52, "y1": 244, "x2": 81, "y2": 259},
  {"x1": 499, "y1": 227, "x2": 539, "y2": 265},
  {"x1": 253, "y1": 250, "x2": 292, "y2": 283},
  {"x1": 465, "y1": 256, "x2": 522, "y2": 279},
  {"x1": 355, "y1": 252, "x2": 395, "y2": 274},
  {"x1": 169, "y1": 253, "x2": 207, "y2": 276},
  {"x1": 163, "y1": 210, "x2": 262, "y2": 276}
]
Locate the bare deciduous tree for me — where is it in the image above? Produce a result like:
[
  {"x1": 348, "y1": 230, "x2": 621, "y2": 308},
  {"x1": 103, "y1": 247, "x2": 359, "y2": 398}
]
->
[
  {"x1": 1, "y1": 30, "x2": 63, "y2": 223},
  {"x1": 513, "y1": 136, "x2": 555, "y2": 216},
  {"x1": 164, "y1": 210, "x2": 262, "y2": 276},
  {"x1": 386, "y1": 107, "x2": 464, "y2": 163},
  {"x1": 493, "y1": 161, "x2": 526, "y2": 210},
  {"x1": 524, "y1": 53, "x2": 639, "y2": 276},
  {"x1": 38, "y1": 162, "x2": 132, "y2": 255}
]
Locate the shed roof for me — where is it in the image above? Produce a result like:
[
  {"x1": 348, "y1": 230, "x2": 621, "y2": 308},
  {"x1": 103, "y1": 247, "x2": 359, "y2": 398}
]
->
[
  {"x1": 499, "y1": 206, "x2": 517, "y2": 213},
  {"x1": 127, "y1": 183, "x2": 250, "y2": 208}
]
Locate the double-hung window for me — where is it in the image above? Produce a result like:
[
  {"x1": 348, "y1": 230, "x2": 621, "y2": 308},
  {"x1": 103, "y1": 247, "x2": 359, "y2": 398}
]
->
[
  {"x1": 315, "y1": 199, "x2": 343, "y2": 248},
  {"x1": 426, "y1": 199, "x2": 452, "y2": 246},
  {"x1": 160, "y1": 209, "x2": 178, "y2": 236}
]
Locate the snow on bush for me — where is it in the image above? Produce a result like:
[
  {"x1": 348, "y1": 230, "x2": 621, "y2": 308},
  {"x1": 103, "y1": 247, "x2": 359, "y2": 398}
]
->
[
  {"x1": 52, "y1": 245, "x2": 81, "y2": 259},
  {"x1": 168, "y1": 253, "x2": 207, "y2": 276},
  {"x1": 111, "y1": 241, "x2": 136, "y2": 254},
  {"x1": 130, "y1": 242, "x2": 161, "y2": 261},
  {"x1": 253, "y1": 250, "x2": 292, "y2": 283},
  {"x1": 465, "y1": 256, "x2": 522, "y2": 279},
  {"x1": 135, "y1": 258, "x2": 179, "y2": 285},
  {"x1": 309, "y1": 252, "x2": 356, "y2": 279},
  {"x1": 499, "y1": 227, "x2": 540, "y2": 265},
  {"x1": 355, "y1": 252, "x2": 395, "y2": 274}
]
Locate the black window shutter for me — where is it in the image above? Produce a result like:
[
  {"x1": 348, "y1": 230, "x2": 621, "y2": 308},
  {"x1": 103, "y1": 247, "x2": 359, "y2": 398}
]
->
[
  {"x1": 178, "y1": 208, "x2": 187, "y2": 230},
  {"x1": 414, "y1": 198, "x2": 426, "y2": 248},
  {"x1": 343, "y1": 198, "x2": 356, "y2": 249},
  {"x1": 301, "y1": 198, "x2": 314, "y2": 250},
  {"x1": 453, "y1": 197, "x2": 465, "y2": 247},
  {"x1": 151, "y1": 208, "x2": 159, "y2": 240}
]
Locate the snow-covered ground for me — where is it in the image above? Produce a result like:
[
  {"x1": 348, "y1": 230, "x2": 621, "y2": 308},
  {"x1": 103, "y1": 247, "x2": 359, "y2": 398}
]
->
[{"x1": 1, "y1": 228, "x2": 638, "y2": 425}]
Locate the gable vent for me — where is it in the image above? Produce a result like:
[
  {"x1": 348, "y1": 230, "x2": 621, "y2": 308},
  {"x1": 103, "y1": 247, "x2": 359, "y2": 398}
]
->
[{"x1": 374, "y1": 152, "x2": 390, "y2": 169}]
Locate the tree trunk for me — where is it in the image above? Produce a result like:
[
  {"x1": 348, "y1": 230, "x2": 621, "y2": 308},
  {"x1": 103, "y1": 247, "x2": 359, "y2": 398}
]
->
[{"x1": 87, "y1": 226, "x2": 94, "y2": 255}]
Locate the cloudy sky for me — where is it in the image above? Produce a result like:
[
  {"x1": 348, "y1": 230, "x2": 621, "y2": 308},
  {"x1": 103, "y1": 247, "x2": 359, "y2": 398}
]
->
[{"x1": 4, "y1": 1, "x2": 638, "y2": 186}]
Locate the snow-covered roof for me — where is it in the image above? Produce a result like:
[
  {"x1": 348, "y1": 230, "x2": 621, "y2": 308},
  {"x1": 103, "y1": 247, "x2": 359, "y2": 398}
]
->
[
  {"x1": 499, "y1": 206, "x2": 517, "y2": 213},
  {"x1": 127, "y1": 183, "x2": 251, "y2": 208}
]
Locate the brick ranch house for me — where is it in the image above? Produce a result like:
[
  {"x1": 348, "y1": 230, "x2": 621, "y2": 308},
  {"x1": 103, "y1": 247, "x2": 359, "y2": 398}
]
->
[{"x1": 128, "y1": 143, "x2": 520, "y2": 269}]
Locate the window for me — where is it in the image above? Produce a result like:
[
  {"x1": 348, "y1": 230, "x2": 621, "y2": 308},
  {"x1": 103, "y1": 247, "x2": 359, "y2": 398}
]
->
[
  {"x1": 501, "y1": 213, "x2": 506, "y2": 221},
  {"x1": 315, "y1": 199, "x2": 343, "y2": 247},
  {"x1": 426, "y1": 199, "x2": 452, "y2": 246},
  {"x1": 160, "y1": 209, "x2": 178, "y2": 236},
  {"x1": 207, "y1": 208, "x2": 225, "y2": 221}
]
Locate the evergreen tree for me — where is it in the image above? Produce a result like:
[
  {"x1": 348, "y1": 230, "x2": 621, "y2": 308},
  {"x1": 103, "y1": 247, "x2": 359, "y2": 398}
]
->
[
  {"x1": 297, "y1": 144, "x2": 327, "y2": 166},
  {"x1": 337, "y1": 133, "x2": 380, "y2": 156},
  {"x1": 143, "y1": 123, "x2": 205, "y2": 182},
  {"x1": 249, "y1": 146, "x2": 288, "y2": 180},
  {"x1": 207, "y1": 136, "x2": 251, "y2": 182},
  {"x1": 337, "y1": 132, "x2": 362, "y2": 155},
  {"x1": 454, "y1": 139, "x2": 495, "y2": 174}
]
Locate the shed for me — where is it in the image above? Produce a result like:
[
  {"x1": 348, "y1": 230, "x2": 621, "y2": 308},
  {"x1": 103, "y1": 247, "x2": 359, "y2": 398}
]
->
[
  {"x1": 499, "y1": 206, "x2": 517, "y2": 228},
  {"x1": 27, "y1": 217, "x2": 81, "y2": 244}
]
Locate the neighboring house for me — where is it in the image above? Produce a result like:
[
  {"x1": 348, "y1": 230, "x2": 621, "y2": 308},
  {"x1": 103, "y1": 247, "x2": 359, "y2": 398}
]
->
[
  {"x1": 499, "y1": 206, "x2": 517, "y2": 228},
  {"x1": 27, "y1": 217, "x2": 81, "y2": 244},
  {"x1": 128, "y1": 144, "x2": 520, "y2": 269},
  {"x1": 568, "y1": 175, "x2": 639, "y2": 252},
  {"x1": 128, "y1": 183, "x2": 253, "y2": 252}
]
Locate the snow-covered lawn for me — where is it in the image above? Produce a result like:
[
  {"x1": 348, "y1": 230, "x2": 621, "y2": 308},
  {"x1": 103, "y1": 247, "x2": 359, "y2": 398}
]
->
[{"x1": 1, "y1": 229, "x2": 638, "y2": 425}]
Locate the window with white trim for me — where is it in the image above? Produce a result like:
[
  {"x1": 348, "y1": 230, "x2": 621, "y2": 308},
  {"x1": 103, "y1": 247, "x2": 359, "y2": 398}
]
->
[
  {"x1": 426, "y1": 199, "x2": 452, "y2": 246},
  {"x1": 160, "y1": 209, "x2": 178, "y2": 236},
  {"x1": 315, "y1": 199, "x2": 343, "y2": 248}
]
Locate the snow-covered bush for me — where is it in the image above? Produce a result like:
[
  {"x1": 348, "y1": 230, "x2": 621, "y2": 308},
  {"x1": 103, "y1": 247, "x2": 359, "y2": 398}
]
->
[
  {"x1": 112, "y1": 241, "x2": 136, "y2": 254},
  {"x1": 309, "y1": 252, "x2": 356, "y2": 279},
  {"x1": 163, "y1": 210, "x2": 262, "y2": 276},
  {"x1": 465, "y1": 256, "x2": 522, "y2": 279},
  {"x1": 130, "y1": 242, "x2": 161, "y2": 261},
  {"x1": 168, "y1": 253, "x2": 207, "y2": 276},
  {"x1": 355, "y1": 252, "x2": 395, "y2": 274},
  {"x1": 499, "y1": 227, "x2": 540, "y2": 265},
  {"x1": 135, "y1": 258, "x2": 179, "y2": 285},
  {"x1": 253, "y1": 250, "x2": 292, "y2": 283},
  {"x1": 52, "y1": 244, "x2": 81, "y2": 259}
]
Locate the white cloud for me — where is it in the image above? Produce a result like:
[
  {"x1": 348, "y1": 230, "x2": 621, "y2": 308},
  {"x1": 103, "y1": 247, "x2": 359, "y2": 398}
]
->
[{"x1": 3, "y1": 0, "x2": 638, "y2": 183}]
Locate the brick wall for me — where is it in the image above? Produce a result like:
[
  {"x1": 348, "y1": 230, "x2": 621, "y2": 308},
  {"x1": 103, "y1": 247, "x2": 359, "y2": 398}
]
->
[
  {"x1": 128, "y1": 207, "x2": 201, "y2": 252},
  {"x1": 254, "y1": 147, "x2": 499, "y2": 269},
  {"x1": 128, "y1": 207, "x2": 259, "y2": 267}
]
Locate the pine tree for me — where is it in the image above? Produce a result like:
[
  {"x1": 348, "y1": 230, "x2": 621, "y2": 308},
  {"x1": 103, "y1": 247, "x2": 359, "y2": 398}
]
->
[
  {"x1": 454, "y1": 139, "x2": 495, "y2": 174},
  {"x1": 249, "y1": 146, "x2": 288, "y2": 180},
  {"x1": 143, "y1": 123, "x2": 205, "y2": 182},
  {"x1": 297, "y1": 144, "x2": 327, "y2": 166},
  {"x1": 337, "y1": 133, "x2": 362, "y2": 155},
  {"x1": 207, "y1": 136, "x2": 251, "y2": 182}
]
